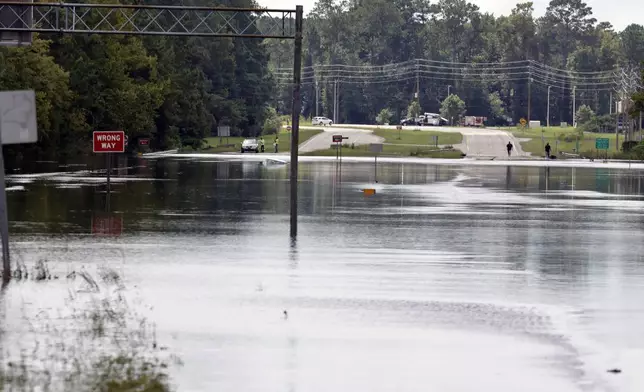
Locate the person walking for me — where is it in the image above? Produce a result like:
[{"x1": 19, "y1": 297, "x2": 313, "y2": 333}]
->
[
  {"x1": 506, "y1": 141, "x2": 513, "y2": 157},
  {"x1": 274, "y1": 137, "x2": 279, "y2": 153},
  {"x1": 259, "y1": 137, "x2": 265, "y2": 153},
  {"x1": 545, "y1": 142, "x2": 551, "y2": 159}
]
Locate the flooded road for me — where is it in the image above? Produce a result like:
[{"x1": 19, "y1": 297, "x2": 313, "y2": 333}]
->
[{"x1": 4, "y1": 157, "x2": 644, "y2": 392}]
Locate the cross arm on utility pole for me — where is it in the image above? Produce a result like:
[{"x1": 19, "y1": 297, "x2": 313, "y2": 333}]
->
[{"x1": 0, "y1": 1, "x2": 297, "y2": 38}]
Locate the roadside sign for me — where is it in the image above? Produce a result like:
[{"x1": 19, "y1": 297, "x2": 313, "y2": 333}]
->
[
  {"x1": 0, "y1": 89, "x2": 39, "y2": 278},
  {"x1": 217, "y1": 125, "x2": 230, "y2": 137},
  {"x1": 519, "y1": 118, "x2": 527, "y2": 127},
  {"x1": 139, "y1": 138, "x2": 150, "y2": 146},
  {"x1": 370, "y1": 143, "x2": 383, "y2": 153},
  {"x1": 332, "y1": 134, "x2": 343, "y2": 143},
  {"x1": 93, "y1": 131, "x2": 125, "y2": 153},
  {"x1": 0, "y1": 90, "x2": 38, "y2": 144},
  {"x1": 91, "y1": 215, "x2": 123, "y2": 236},
  {"x1": 595, "y1": 138, "x2": 609, "y2": 150}
]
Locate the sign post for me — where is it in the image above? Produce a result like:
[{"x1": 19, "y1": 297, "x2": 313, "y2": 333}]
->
[
  {"x1": 0, "y1": 90, "x2": 38, "y2": 280},
  {"x1": 217, "y1": 125, "x2": 230, "y2": 144},
  {"x1": 370, "y1": 143, "x2": 383, "y2": 183},
  {"x1": 93, "y1": 131, "x2": 125, "y2": 212},
  {"x1": 595, "y1": 138, "x2": 609, "y2": 161}
]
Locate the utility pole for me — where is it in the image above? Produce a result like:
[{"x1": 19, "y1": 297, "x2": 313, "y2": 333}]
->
[
  {"x1": 333, "y1": 80, "x2": 338, "y2": 124},
  {"x1": 610, "y1": 92, "x2": 613, "y2": 114},
  {"x1": 447, "y1": 85, "x2": 451, "y2": 96},
  {"x1": 315, "y1": 79, "x2": 319, "y2": 117},
  {"x1": 416, "y1": 61, "x2": 420, "y2": 107},
  {"x1": 527, "y1": 77, "x2": 532, "y2": 128},
  {"x1": 547, "y1": 85, "x2": 552, "y2": 128},
  {"x1": 572, "y1": 86, "x2": 577, "y2": 127},
  {"x1": 289, "y1": 5, "x2": 303, "y2": 238}
]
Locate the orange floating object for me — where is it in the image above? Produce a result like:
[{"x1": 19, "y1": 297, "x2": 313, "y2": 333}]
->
[{"x1": 363, "y1": 188, "x2": 376, "y2": 196}]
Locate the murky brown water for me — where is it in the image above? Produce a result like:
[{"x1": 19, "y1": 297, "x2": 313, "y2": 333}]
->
[{"x1": 4, "y1": 157, "x2": 644, "y2": 391}]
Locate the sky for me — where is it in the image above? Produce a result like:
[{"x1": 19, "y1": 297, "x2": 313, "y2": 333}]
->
[{"x1": 258, "y1": 0, "x2": 639, "y2": 31}]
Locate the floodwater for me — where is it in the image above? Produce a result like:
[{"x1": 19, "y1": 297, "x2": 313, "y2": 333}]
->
[{"x1": 4, "y1": 156, "x2": 644, "y2": 392}]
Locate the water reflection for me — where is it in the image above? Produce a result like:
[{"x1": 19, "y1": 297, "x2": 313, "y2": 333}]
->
[{"x1": 4, "y1": 159, "x2": 644, "y2": 391}]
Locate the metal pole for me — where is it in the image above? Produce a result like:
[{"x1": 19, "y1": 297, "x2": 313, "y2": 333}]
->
[
  {"x1": 0, "y1": 111, "x2": 11, "y2": 280},
  {"x1": 572, "y1": 86, "x2": 576, "y2": 127},
  {"x1": 106, "y1": 153, "x2": 111, "y2": 212},
  {"x1": 447, "y1": 85, "x2": 451, "y2": 96},
  {"x1": 416, "y1": 61, "x2": 420, "y2": 106},
  {"x1": 609, "y1": 92, "x2": 613, "y2": 114},
  {"x1": 527, "y1": 77, "x2": 532, "y2": 128},
  {"x1": 374, "y1": 153, "x2": 378, "y2": 183},
  {"x1": 547, "y1": 86, "x2": 551, "y2": 128},
  {"x1": 315, "y1": 80, "x2": 319, "y2": 117},
  {"x1": 289, "y1": 5, "x2": 303, "y2": 238},
  {"x1": 616, "y1": 101, "x2": 620, "y2": 151}
]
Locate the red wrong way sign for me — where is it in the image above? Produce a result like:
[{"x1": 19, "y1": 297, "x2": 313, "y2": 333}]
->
[{"x1": 93, "y1": 131, "x2": 125, "y2": 153}]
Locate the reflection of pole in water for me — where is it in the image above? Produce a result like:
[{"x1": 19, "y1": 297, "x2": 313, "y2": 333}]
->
[
  {"x1": 106, "y1": 153, "x2": 112, "y2": 213},
  {"x1": 544, "y1": 166, "x2": 550, "y2": 194},
  {"x1": 506, "y1": 166, "x2": 512, "y2": 189}
]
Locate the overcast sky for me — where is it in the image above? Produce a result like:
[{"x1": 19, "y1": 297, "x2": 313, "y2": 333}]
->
[{"x1": 258, "y1": 0, "x2": 639, "y2": 31}]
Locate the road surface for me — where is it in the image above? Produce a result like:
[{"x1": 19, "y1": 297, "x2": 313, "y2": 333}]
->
[
  {"x1": 298, "y1": 126, "x2": 384, "y2": 153},
  {"x1": 332, "y1": 124, "x2": 528, "y2": 159}
]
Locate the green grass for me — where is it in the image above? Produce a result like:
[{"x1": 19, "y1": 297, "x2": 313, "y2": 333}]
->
[
  {"x1": 202, "y1": 129, "x2": 323, "y2": 153},
  {"x1": 372, "y1": 128, "x2": 463, "y2": 146},
  {"x1": 303, "y1": 143, "x2": 465, "y2": 159},
  {"x1": 505, "y1": 126, "x2": 626, "y2": 157}
]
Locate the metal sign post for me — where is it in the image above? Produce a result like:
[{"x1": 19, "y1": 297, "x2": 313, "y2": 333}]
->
[
  {"x1": 217, "y1": 125, "x2": 230, "y2": 145},
  {"x1": 370, "y1": 143, "x2": 383, "y2": 183},
  {"x1": 93, "y1": 130, "x2": 125, "y2": 213},
  {"x1": 0, "y1": 89, "x2": 38, "y2": 280}
]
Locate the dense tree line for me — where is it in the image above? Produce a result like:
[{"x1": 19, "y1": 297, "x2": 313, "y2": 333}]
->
[
  {"x1": 0, "y1": 0, "x2": 273, "y2": 165},
  {"x1": 2, "y1": 0, "x2": 644, "y2": 164},
  {"x1": 268, "y1": 0, "x2": 644, "y2": 126}
]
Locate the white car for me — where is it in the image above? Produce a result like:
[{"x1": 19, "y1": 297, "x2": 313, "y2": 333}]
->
[
  {"x1": 241, "y1": 138, "x2": 259, "y2": 153},
  {"x1": 312, "y1": 116, "x2": 333, "y2": 126}
]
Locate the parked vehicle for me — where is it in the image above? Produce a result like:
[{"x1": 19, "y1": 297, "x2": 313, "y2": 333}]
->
[
  {"x1": 462, "y1": 116, "x2": 487, "y2": 127},
  {"x1": 312, "y1": 116, "x2": 333, "y2": 126},
  {"x1": 400, "y1": 117, "x2": 418, "y2": 126},
  {"x1": 241, "y1": 138, "x2": 260, "y2": 153}
]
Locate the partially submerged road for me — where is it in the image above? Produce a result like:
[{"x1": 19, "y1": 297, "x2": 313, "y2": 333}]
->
[
  {"x1": 332, "y1": 124, "x2": 528, "y2": 159},
  {"x1": 298, "y1": 126, "x2": 384, "y2": 153}
]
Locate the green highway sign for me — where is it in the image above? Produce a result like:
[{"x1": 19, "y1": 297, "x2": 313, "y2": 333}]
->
[{"x1": 595, "y1": 138, "x2": 609, "y2": 150}]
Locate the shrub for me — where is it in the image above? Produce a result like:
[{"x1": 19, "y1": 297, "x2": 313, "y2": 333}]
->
[{"x1": 622, "y1": 140, "x2": 639, "y2": 152}]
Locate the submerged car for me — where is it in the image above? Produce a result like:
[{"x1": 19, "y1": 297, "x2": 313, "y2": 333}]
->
[{"x1": 241, "y1": 138, "x2": 259, "y2": 153}]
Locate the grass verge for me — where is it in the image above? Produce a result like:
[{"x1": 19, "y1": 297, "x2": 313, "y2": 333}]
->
[
  {"x1": 303, "y1": 143, "x2": 464, "y2": 159},
  {"x1": 201, "y1": 129, "x2": 323, "y2": 153},
  {"x1": 372, "y1": 128, "x2": 463, "y2": 146},
  {"x1": 505, "y1": 126, "x2": 629, "y2": 158}
]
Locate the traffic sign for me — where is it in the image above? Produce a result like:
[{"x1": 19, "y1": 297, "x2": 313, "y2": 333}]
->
[
  {"x1": 370, "y1": 143, "x2": 383, "y2": 153},
  {"x1": 217, "y1": 125, "x2": 230, "y2": 137},
  {"x1": 595, "y1": 138, "x2": 609, "y2": 150},
  {"x1": 0, "y1": 90, "x2": 38, "y2": 144},
  {"x1": 93, "y1": 131, "x2": 125, "y2": 153},
  {"x1": 139, "y1": 138, "x2": 150, "y2": 146},
  {"x1": 519, "y1": 118, "x2": 527, "y2": 127},
  {"x1": 332, "y1": 134, "x2": 343, "y2": 143}
]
